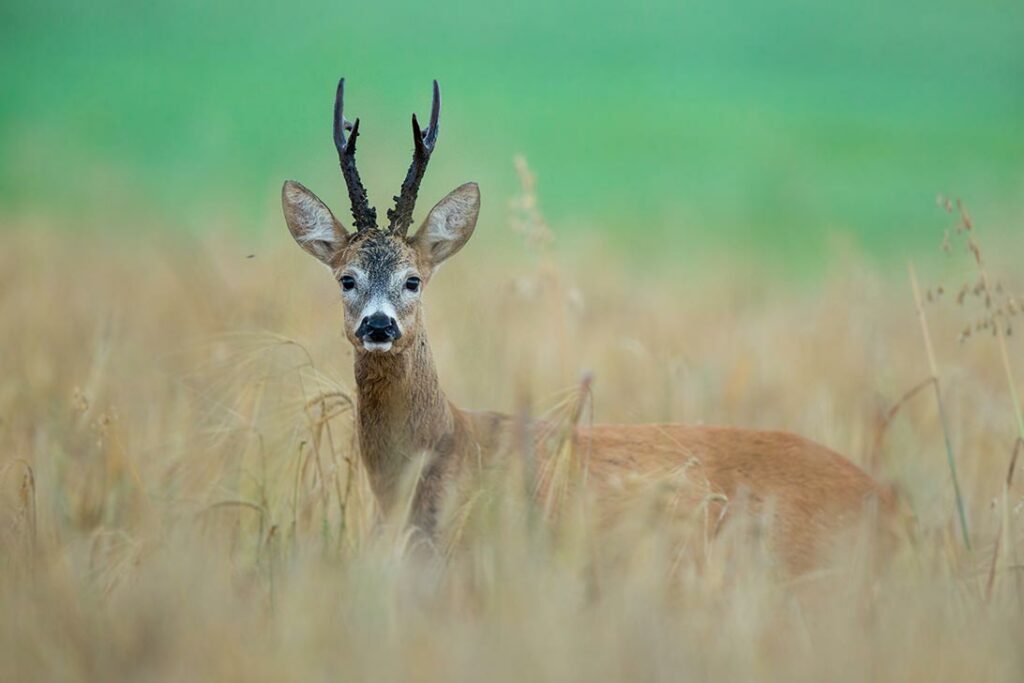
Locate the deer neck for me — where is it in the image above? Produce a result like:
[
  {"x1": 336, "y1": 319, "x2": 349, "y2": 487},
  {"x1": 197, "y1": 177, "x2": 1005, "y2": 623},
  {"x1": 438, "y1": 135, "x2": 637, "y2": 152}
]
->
[{"x1": 353, "y1": 331, "x2": 456, "y2": 511}]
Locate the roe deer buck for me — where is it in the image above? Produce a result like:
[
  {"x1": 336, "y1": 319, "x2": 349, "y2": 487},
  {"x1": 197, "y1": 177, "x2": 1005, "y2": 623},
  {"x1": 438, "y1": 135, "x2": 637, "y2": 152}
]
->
[{"x1": 282, "y1": 79, "x2": 896, "y2": 571}]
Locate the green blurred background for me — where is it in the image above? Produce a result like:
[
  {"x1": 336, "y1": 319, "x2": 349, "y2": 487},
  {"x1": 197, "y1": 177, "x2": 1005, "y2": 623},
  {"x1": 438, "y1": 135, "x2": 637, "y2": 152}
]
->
[{"x1": 1, "y1": 0, "x2": 1021, "y2": 259}]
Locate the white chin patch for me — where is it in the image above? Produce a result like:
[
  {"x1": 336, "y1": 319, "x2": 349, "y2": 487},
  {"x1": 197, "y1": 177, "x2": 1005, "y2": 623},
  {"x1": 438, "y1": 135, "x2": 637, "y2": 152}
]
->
[{"x1": 362, "y1": 341, "x2": 393, "y2": 353}]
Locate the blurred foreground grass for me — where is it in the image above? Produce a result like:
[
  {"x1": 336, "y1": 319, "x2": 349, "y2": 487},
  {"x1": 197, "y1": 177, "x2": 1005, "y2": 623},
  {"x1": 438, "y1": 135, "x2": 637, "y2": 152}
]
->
[{"x1": 1, "y1": 191, "x2": 1023, "y2": 679}]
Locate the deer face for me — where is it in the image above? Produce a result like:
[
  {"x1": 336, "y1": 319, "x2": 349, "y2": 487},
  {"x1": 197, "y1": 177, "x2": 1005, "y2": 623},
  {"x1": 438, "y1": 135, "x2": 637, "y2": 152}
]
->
[
  {"x1": 282, "y1": 79, "x2": 479, "y2": 354},
  {"x1": 282, "y1": 180, "x2": 480, "y2": 354}
]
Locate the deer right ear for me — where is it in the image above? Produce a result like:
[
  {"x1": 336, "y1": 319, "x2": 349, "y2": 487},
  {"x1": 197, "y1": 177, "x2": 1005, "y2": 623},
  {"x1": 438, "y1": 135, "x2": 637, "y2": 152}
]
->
[
  {"x1": 411, "y1": 182, "x2": 480, "y2": 268},
  {"x1": 282, "y1": 180, "x2": 349, "y2": 264}
]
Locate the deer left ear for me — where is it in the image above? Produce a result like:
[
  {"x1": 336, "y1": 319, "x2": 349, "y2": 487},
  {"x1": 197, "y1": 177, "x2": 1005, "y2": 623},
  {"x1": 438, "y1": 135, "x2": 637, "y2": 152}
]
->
[
  {"x1": 282, "y1": 180, "x2": 350, "y2": 265},
  {"x1": 411, "y1": 182, "x2": 480, "y2": 268}
]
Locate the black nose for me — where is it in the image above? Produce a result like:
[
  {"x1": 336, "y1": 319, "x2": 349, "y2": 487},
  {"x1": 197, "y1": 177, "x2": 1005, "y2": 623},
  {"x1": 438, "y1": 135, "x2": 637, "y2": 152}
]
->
[{"x1": 356, "y1": 313, "x2": 401, "y2": 343}]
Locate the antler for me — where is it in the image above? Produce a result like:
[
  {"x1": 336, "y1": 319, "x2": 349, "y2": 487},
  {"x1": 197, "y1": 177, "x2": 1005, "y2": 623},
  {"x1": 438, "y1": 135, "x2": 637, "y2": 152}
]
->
[
  {"x1": 333, "y1": 78, "x2": 378, "y2": 232},
  {"x1": 387, "y1": 80, "x2": 441, "y2": 236}
]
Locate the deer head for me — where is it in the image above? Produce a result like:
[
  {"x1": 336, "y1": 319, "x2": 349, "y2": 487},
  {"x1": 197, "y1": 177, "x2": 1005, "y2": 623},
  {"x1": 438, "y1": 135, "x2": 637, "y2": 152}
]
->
[{"x1": 282, "y1": 79, "x2": 481, "y2": 354}]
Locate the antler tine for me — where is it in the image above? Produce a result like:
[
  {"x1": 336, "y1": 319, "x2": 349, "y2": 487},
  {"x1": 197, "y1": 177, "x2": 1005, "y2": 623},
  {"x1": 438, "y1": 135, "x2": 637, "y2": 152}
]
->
[
  {"x1": 333, "y1": 78, "x2": 378, "y2": 232},
  {"x1": 388, "y1": 80, "x2": 441, "y2": 236}
]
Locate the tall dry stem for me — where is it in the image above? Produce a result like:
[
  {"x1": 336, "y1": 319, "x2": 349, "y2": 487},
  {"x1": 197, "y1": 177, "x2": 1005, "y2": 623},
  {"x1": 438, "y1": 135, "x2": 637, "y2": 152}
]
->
[
  {"x1": 909, "y1": 262, "x2": 970, "y2": 549},
  {"x1": 945, "y1": 198, "x2": 1024, "y2": 598}
]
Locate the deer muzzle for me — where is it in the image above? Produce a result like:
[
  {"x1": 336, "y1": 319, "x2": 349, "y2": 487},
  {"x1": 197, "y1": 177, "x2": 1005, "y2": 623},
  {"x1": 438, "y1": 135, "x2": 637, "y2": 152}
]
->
[{"x1": 356, "y1": 312, "x2": 402, "y2": 345}]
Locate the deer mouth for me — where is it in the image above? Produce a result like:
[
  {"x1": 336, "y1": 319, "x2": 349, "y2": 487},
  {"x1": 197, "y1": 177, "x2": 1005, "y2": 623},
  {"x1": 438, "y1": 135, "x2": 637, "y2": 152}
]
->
[{"x1": 361, "y1": 340, "x2": 394, "y2": 353}]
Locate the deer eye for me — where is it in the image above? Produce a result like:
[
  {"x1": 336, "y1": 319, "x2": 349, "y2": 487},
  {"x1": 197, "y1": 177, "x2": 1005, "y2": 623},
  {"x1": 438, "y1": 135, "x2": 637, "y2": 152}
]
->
[
  {"x1": 340, "y1": 275, "x2": 356, "y2": 291},
  {"x1": 405, "y1": 277, "x2": 421, "y2": 293}
]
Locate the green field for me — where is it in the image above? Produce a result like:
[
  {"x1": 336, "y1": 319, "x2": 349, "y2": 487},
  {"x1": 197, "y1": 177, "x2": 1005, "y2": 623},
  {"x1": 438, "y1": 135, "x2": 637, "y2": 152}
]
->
[{"x1": 1, "y1": 0, "x2": 1021, "y2": 258}]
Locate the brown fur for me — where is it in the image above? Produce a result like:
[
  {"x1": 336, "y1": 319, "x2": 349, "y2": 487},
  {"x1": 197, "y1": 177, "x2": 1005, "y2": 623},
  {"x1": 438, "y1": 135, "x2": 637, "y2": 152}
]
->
[{"x1": 442, "y1": 411, "x2": 895, "y2": 572}]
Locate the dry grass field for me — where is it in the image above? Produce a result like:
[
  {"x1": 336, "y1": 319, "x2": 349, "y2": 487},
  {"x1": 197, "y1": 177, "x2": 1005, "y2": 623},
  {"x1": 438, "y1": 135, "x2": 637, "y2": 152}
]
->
[{"x1": 1, "y1": 188, "x2": 1022, "y2": 681}]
